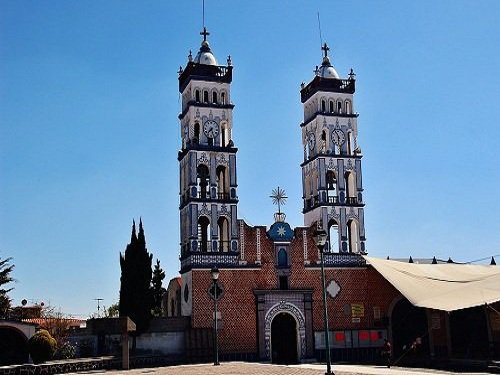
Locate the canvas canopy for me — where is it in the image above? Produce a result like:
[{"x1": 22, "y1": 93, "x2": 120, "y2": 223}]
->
[{"x1": 364, "y1": 256, "x2": 500, "y2": 312}]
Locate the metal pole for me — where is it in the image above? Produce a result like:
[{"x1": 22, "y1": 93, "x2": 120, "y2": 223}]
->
[
  {"x1": 320, "y1": 245, "x2": 333, "y2": 375},
  {"x1": 213, "y1": 280, "x2": 220, "y2": 366}
]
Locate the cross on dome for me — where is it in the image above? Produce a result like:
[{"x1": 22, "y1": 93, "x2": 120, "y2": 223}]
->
[
  {"x1": 321, "y1": 42, "x2": 330, "y2": 58},
  {"x1": 200, "y1": 27, "x2": 210, "y2": 41}
]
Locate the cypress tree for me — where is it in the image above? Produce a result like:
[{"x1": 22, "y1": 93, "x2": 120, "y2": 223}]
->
[
  {"x1": 151, "y1": 259, "x2": 166, "y2": 317},
  {"x1": 119, "y1": 219, "x2": 153, "y2": 335}
]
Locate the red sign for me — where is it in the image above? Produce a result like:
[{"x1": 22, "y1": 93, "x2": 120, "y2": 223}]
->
[
  {"x1": 335, "y1": 332, "x2": 345, "y2": 342},
  {"x1": 358, "y1": 330, "x2": 369, "y2": 341}
]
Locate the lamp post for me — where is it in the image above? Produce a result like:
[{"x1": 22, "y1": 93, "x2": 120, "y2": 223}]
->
[
  {"x1": 314, "y1": 228, "x2": 333, "y2": 375},
  {"x1": 210, "y1": 266, "x2": 220, "y2": 366}
]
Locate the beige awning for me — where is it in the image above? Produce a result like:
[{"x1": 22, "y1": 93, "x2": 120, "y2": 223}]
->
[{"x1": 364, "y1": 256, "x2": 500, "y2": 312}]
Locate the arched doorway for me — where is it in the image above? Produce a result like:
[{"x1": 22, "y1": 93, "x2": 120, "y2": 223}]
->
[
  {"x1": 271, "y1": 312, "x2": 298, "y2": 364},
  {"x1": 0, "y1": 327, "x2": 29, "y2": 365},
  {"x1": 450, "y1": 306, "x2": 489, "y2": 359},
  {"x1": 391, "y1": 298, "x2": 429, "y2": 359}
]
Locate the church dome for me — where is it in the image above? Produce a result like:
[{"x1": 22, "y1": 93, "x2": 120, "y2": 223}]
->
[
  {"x1": 194, "y1": 40, "x2": 218, "y2": 66},
  {"x1": 316, "y1": 55, "x2": 340, "y2": 79}
]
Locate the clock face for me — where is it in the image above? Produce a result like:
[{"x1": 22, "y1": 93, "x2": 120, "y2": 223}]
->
[
  {"x1": 203, "y1": 120, "x2": 219, "y2": 138},
  {"x1": 308, "y1": 132, "x2": 316, "y2": 150},
  {"x1": 332, "y1": 129, "x2": 345, "y2": 145}
]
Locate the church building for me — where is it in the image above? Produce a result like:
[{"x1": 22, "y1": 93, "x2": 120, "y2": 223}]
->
[{"x1": 168, "y1": 27, "x2": 500, "y2": 364}]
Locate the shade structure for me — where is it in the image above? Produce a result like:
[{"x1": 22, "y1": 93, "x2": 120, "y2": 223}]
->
[{"x1": 364, "y1": 256, "x2": 500, "y2": 312}]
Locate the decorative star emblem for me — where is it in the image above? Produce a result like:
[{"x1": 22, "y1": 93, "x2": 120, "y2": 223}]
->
[{"x1": 277, "y1": 226, "x2": 286, "y2": 236}]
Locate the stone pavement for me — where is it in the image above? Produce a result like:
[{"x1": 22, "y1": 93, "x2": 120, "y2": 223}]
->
[{"x1": 70, "y1": 362, "x2": 493, "y2": 375}]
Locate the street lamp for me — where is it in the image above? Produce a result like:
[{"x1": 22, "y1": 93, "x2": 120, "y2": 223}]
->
[
  {"x1": 210, "y1": 266, "x2": 220, "y2": 366},
  {"x1": 314, "y1": 228, "x2": 333, "y2": 375}
]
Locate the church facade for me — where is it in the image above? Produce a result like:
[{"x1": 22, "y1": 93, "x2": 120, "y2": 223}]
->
[
  {"x1": 169, "y1": 28, "x2": 463, "y2": 364},
  {"x1": 172, "y1": 28, "x2": 403, "y2": 363}
]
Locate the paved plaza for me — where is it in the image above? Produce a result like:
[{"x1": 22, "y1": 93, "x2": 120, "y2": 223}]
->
[{"x1": 69, "y1": 362, "x2": 493, "y2": 375}]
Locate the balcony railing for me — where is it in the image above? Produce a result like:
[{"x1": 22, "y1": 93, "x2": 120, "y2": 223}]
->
[
  {"x1": 217, "y1": 193, "x2": 230, "y2": 200},
  {"x1": 304, "y1": 194, "x2": 361, "y2": 210},
  {"x1": 180, "y1": 190, "x2": 234, "y2": 206},
  {"x1": 322, "y1": 252, "x2": 366, "y2": 267},
  {"x1": 347, "y1": 197, "x2": 358, "y2": 205},
  {"x1": 327, "y1": 195, "x2": 339, "y2": 204},
  {"x1": 179, "y1": 63, "x2": 233, "y2": 91},
  {"x1": 180, "y1": 251, "x2": 240, "y2": 271}
]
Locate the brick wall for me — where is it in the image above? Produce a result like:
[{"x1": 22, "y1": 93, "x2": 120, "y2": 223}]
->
[{"x1": 189, "y1": 220, "x2": 402, "y2": 357}]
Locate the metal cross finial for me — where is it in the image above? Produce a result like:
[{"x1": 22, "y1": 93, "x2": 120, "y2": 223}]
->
[
  {"x1": 200, "y1": 27, "x2": 210, "y2": 41},
  {"x1": 321, "y1": 42, "x2": 330, "y2": 58},
  {"x1": 270, "y1": 186, "x2": 288, "y2": 215}
]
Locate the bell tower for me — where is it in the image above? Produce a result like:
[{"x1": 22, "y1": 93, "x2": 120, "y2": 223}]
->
[
  {"x1": 300, "y1": 43, "x2": 366, "y2": 254},
  {"x1": 177, "y1": 28, "x2": 239, "y2": 277}
]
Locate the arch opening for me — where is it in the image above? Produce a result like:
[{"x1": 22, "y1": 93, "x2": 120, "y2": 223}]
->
[
  {"x1": 326, "y1": 170, "x2": 337, "y2": 203},
  {"x1": 328, "y1": 219, "x2": 339, "y2": 253},
  {"x1": 196, "y1": 164, "x2": 209, "y2": 199},
  {"x1": 197, "y1": 216, "x2": 210, "y2": 252},
  {"x1": 217, "y1": 216, "x2": 230, "y2": 252},
  {"x1": 193, "y1": 123, "x2": 200, "y2": 144},
  {"x1": 277, "y1": 248, "x2": 288, "y2": 267},
  {"x1": 271, "y1": 312, "x2": 298, "y2": 364},
  {"x1": 391, "y1": 298, "x2": 429, "y2": 360},
  {"x1": 216, "y1": 165, "x2": 228, "y2": 199},
  {"x1": 347, "y1": 219, "x2": 359, "y2": 253},
  {"x1": 0, "y1": 327, "x2": 29, "y2": 365}
]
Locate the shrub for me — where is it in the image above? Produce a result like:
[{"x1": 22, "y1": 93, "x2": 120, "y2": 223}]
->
[
  {"x1": 54, "y1": 341, "x2": 76, "y2": 360},
  {"x1": 28, "y1": 329, "x2": 56, "y2": 364}
]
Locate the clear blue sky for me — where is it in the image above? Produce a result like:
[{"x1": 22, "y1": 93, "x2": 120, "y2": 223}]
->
[{"x1": 1, "y1": 1, "x2": 499, "y2": 317}]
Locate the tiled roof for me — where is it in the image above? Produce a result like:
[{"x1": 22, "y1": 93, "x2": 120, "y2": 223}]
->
[{"x1": 22, "y1": 318, "x2": 86, "y2": 328}]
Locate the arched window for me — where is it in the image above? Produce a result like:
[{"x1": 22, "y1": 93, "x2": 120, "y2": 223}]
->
[
  {"x1": 321, "y1": 100, "x2": 326, "y2": 112},
  {"x1": 345, "y1": 171, "x2": 356, "y2": 204},
  {"x1": 321, "y1": 130, "x2": 327, "y2": 153},
  {"x1": 221, "y1": 92, "x2": 226, "y2": 105},
  {"x1": 197, "y1": 216, "x2": 210, "y2": 252},
  {"x1": 347, "y1": 219, "x2": 359, "y2": 253},
  {"x1": 311, "y1": 171, "x2": 318, "y2": 204},
  {"x1": 195, "y1": 90, "x2": 200, "y2": 102},
  {"x1": 216, "y1": 165, "x2": 228, "y2": 199},
  {"x1": 329, "y1": 100, "x2": 334, "y2": 113},
  {"x1": 197, "y1": 164, "x2": 210, "y2": 199},
  {"x1": 193, "y1": 123, "x2": 200, "y2": 144},
  {"x1": 345, "y1": 100, "x2": 352, "y2": 114},
  {"x1": 328, "y1": 219, "x2": 339, "y2": 253},
  {"x1": 326, "y1": 170, "x2": 337, "y2": 203},
  {"x1": 212, "y1": 91, "x2": 218, "y2": 104},
  {"x1": 220, "y1": 125, "x2": 228, "y2": 147},
  {"x1": 337, "y1": 101, "x2": 343, "y2": 114},
  {"x1": 217, "y1": 216, "x2": 230, "y2": 252},
  {"x1": 347, "y1": 132, "x2": 353, "y2": 155},
  {"x1": 203, "y1": 90, "x2": 209, "y2": 103},
  {"x1": 277, "y1": 248, "x2": 288, "y2": 267}
]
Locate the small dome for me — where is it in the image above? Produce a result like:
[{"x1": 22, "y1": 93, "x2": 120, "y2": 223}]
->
[
  {"x1": 194, "y1": 40, "x2": 218, "y2": 66},
  {"x1": 316, "y1": 56, "x2": 340, "y2": 79}
]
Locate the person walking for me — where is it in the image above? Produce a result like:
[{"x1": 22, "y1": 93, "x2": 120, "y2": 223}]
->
[{"x1": 382, "y1": 338, "x2": 392, "y2": 368}]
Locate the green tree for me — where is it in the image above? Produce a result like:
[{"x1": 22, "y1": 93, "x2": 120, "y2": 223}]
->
[
  {"x1": 0, "y1": 256, "x2": 14, "y2": 318},
  {"x1": 28, "y1": 329, "x2": 56, "y2": 364},
  {"x1": 105, "y1": 302, "x2": 119, "y2": 318},
  {"x1": 119, "y1": 219, "x2": 153, "y2": 335},
  {"x1": 151, "y1": 259, "x2": 165, "y2": 317}
]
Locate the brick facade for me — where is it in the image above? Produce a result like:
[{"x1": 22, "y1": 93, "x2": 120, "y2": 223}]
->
[{"x1": 187, "y1": 220, "x2": 401, "y2": 361}]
